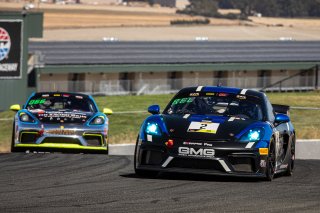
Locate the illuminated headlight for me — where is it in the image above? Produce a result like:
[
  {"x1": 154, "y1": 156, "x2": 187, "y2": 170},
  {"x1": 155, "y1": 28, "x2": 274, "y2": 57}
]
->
[
  {"x1": 240, "y1": 128, "x2": 264, "y2": 142},
  {"x1": 90, "y1": 116, "x2": 105, "y2": 125},
  {"x1": 19, "y1": 113, "x2": 35, "y2": 123},
  {"x1": 145, "y1": 122, "x2": 161, "y2": 136}
]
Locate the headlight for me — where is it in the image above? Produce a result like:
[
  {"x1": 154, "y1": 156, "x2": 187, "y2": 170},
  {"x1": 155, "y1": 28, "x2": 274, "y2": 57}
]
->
[
  {"x1": 145, "y1": 122, "x2": 161, "y2": 136},
  {"x1": 19, "y1": 113, "x2": 35, "y2": 123},
  {"x1": 239, "y1": 128, "x2": 264, "y2": 142},
  {"x1": 90, "y1": 116, "x2": 105, "y2": 125}
]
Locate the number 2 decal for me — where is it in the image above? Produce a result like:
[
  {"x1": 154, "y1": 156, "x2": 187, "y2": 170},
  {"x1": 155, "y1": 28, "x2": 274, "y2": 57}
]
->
[
  {"x1": 200, "y1": 123, "x2": 207, "y2": 129},
  {"x1": 188, "y1": 122, "x2": 219, "y2": 134}
]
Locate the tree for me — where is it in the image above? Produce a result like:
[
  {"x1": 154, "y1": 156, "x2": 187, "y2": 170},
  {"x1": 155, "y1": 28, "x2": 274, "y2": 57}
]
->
[
  {"x1": 179, "y1": 0, "x2": 220, "y2": 17},
  {"x1": 307, "y1": 0, "x2": 320, "y2": 17},
  {"x1": 179, "y1": 0, "x2": 320, "y2": 19},
  {"x1": 229, "y1": 0, "x2": 257, "y2": 18},
  {"x1": 254, "y1": 0, "x2": 280, "y2": 17},
  {"x1": 277, "y1": 0, "x2": 309, "y2": 17},
  {"x1": 218, "y1": 0, "x2": 234, "y2": 9}
]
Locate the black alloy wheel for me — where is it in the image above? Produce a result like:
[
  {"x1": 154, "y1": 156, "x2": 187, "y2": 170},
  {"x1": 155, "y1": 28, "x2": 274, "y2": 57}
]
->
[
  {"x1": 285, "y1": 135, "x2": 295, "y2": 176},
  {"x1": 266, "y1": 138, "x2": 276, "y2": 181}
]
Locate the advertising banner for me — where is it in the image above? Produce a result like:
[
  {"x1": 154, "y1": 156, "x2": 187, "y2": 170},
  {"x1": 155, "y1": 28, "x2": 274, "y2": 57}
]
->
[{"x1": 0, "y1": 20, "x2": 23, "y2": 79}]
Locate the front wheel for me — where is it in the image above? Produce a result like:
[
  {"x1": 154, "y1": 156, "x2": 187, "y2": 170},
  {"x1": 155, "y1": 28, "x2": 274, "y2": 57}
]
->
[
  {"x1": 104, "y1": 142, "x2": 109, "y2": 155},
  {"x1": 265, "y1": 139, "x2": 276, "y2": 181},
  {"x1": 134, "y1": 136, "x2": 158, "y2": 178},
  {"x1": 285, "y1": 135, "x2": 295, "y2": 176}
]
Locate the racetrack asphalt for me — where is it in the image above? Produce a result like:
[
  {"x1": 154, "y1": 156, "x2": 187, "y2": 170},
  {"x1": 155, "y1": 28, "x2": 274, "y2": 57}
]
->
[{"x1": 0, "y1": 153, "x2": 319, "y2": 213}]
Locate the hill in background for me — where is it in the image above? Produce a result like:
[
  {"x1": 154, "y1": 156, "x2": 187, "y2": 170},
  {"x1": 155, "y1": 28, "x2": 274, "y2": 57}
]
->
[{"x1": 1, "y1": 1, "x2": 320, "y2": 41}]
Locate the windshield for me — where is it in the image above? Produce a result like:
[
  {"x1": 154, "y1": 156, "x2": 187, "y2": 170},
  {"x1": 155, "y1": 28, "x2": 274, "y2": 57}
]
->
[
  {"x1": 164, "y1": 92, "x2": 264, "y2": 121},
  {"x1": 26, "y1": 94, "x2": 97, "y2": 113}
]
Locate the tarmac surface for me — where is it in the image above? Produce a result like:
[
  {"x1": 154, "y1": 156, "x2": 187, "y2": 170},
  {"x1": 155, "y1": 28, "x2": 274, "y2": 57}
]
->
[{"x1": 0, "y1": 153, "x2": 319, "y2": 212}]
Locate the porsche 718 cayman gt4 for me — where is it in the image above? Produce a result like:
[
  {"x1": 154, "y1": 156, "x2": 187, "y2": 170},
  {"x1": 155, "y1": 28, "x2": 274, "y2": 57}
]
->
[
  {"x1": 10, "y1": 92, "x2": 112, "y2": 154},
  {"x1": 134, "y1": 86, "x2": 295, "y2": 180}
]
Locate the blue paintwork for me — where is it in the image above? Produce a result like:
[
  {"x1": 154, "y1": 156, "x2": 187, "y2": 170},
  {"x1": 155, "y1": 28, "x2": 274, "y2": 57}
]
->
[
  {"x1": 203, "y1": 86, "x2": 241, "y2": 94},
  {"x1": 255, "y1": 140, "x2": 269, "y2": 148},
  {"x1": 136, "y1": 86, "x2": 296, "y2": 178},
  {"x1": 235, "y1": 121, "x2": 272, "y2": 140},
  {"x1": 11, "y1": 92, "x2": 111, "y2": 153},
  {"x1": 139, "y1": 114, "x2": 169, "y2": 140},
  {"x1": 186, "y1": 114, "x2": 228, "y2": 123},
  {"x1": 86, "y1": 113, "x2": 107, "y2": 127},
  {"x1": 140, "y1": 86, "x2": 294, "y2": 150},
  {"x1": 88, "y1": 95, "x2": 100, "y2": 113},
  {"x1": 275, "y1": 113, "x2": 290, "y2": 123},
  {"x1": 148, "y1": 105, "x2": 160, "y2": 115},
  {"x1": 18, "y1": 109, "x2": 39, "y2": 124}
]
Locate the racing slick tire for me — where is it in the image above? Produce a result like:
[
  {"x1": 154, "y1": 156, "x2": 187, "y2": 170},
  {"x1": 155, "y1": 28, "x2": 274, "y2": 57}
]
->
[
  {"x1": 106, "y1": 144, "x2": 109, "y2": 155},
  {"x1": 134, "y1": 136, "x2": 159, "y2": 178},
  {"x1": 265, "y1": 138, "x2": 276, "y2": 181},
  {"x1": 285, "y1": 135, "x2": 295, "y2": 176}
]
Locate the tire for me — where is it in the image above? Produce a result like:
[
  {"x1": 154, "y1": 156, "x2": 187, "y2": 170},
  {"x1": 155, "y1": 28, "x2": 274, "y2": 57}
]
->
[
  {"x1": 134, "y1": 136, "x2": 158, "y2": 178},
  {"x1": 103, "y1": 141, "x2": 109, "y2": 155},
  {"x1": 105, "y1": 143, "x2": 109, "y2": 155},
  {"x1": 285, "y1": 135, "x2": 295, "y2": 176},
  {"x1": 265, "y1": 138, "x2": 276, "y2": 181}
]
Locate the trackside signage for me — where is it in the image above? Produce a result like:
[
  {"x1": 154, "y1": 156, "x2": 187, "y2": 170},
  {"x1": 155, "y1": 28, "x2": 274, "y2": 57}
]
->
[{"x1": 0, "y1": 20, "x2": 23, "y2": 79}]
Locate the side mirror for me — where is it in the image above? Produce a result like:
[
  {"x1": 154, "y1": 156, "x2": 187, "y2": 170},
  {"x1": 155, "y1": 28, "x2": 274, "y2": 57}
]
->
[
  {"x1": 10, "y1": 104, "x2": 21, "y2": 112},
  {"x1": 275, "y1": 113, "x2": 290, "y2": 124},
  {"x1": 148, "y1": 105, "x2": 160, "y2": 115},
  {"x1": 103, "y1": 108, "x2": 113, "y2": 115}
]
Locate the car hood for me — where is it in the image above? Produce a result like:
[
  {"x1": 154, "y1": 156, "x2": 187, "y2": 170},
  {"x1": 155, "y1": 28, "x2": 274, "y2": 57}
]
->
[
  {"x1": 162, "y1": 114, "x2": 258, "y2": 141},
  {"x1": 29, "y1": 109, "x2": 93, "y2": 124}
]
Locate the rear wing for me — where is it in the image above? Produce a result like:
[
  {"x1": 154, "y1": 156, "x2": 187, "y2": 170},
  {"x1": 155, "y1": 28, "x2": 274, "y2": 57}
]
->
[{"x1": 272, "y1": 104, "x2": 290, "y2": 115}]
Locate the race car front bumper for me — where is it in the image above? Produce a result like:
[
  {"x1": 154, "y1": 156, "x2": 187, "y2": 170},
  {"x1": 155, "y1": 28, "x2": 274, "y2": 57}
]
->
[
  {"x1": 13, "y1": 123, "x2": 108, "y2": 153},
  {"x1": 136, "y1": 139, "x2": 269, "y2": 177}
]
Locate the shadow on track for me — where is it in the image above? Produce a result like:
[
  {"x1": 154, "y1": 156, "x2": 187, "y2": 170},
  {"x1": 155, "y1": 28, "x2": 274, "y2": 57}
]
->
[{"x1": 120, "y1": 172, "x2": 267, "y2": 182}]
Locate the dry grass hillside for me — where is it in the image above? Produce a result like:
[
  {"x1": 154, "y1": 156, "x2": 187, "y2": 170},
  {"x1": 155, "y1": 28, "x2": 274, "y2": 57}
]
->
[
  {"x1": 1, "y1": 2, "x2": 320, "y2": 41},
  {"x1": 1, "y1": 2, "x2": 240, "y2": 29}
]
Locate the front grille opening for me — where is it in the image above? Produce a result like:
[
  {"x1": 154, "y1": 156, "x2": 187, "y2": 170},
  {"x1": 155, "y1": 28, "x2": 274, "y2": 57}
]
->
[
  {"x1": 168, "y1": 158, "x2": 224, "y2": 172},
  {"x1": 228, "y1": 156, "x2": 255, "y2": 173},
  {"x1": 84, "y1": 135, "x2": 103, "y2": 146},
  {"x1": 141, "y1": 150, "x2": 163, "y2": 165},
  {"x1": 42, "y1": 137, "x2": 81, "y2": 145},
  {"x1": 20, "y1": 132, "x2": 38, "y2": 143}
]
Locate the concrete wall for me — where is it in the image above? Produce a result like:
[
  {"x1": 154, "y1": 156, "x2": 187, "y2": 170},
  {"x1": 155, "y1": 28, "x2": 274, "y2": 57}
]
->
[
  {"x1": 36, "y1": 68, "x2": 318, "y2": 94},
  {"x1": 109, "y1": 140, "x2": 320, "y2": 159},
  {"x1": 39, "y1": 73, "x2": 69, "y2": 92},
  {"x1": 133, "y1": 72, "x2": 168, "y2": 92},
  {"x1": 181, "y1": 71, "x2": 215, "y2": 87},
  {"x1": 85, "y1": 73, "x2": 119, "y2": 93}
]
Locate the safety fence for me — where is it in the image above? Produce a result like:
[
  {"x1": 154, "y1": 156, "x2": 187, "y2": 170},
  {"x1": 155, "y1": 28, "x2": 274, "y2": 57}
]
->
[{"x1": 38, "y1": 75, "x2": 316, "y2": 95}]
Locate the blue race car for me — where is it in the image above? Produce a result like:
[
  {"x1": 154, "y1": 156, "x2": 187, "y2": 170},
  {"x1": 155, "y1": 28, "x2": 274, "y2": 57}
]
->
[
  {"x1": 10, "y1": 92, "x2": 112, "y2": 154},
  {"x1": 134, "y1": 86, "x2": 295, "y2": 180}
]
